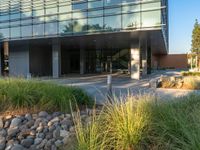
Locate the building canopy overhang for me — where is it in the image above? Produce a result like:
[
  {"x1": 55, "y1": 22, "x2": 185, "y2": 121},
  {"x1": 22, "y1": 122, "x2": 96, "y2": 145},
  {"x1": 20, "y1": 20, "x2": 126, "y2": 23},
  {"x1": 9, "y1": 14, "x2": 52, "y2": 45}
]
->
[{"x1": 6, "y1": 29, "x2": 167, "y2": 55}]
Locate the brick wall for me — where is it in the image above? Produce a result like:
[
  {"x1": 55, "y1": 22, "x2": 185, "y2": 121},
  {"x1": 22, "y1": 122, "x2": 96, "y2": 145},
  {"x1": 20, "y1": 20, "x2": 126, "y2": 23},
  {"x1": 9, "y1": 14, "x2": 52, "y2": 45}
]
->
[{"x1": 153, "y1": 54, "x2": 188, "y2": 69}]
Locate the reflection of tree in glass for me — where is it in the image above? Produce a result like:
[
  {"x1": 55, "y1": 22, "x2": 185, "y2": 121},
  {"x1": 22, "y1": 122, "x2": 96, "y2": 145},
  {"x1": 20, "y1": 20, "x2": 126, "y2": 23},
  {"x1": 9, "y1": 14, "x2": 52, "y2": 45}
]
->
[
  {"x1": 62, "y1": 22, "x2": 73, "y2": 34},
  {"x1": 127, "y1": 22, "x2": 138, "y2": 28},
  {"x1": 71, "y1": 21, "x2": 87, "y2": 33},
  {"x1": 104, "y1": 24, "x2": 119, "y2": 32},
  {"x1": 61, "y1": 20, "x2": 122, "y2": 34}
]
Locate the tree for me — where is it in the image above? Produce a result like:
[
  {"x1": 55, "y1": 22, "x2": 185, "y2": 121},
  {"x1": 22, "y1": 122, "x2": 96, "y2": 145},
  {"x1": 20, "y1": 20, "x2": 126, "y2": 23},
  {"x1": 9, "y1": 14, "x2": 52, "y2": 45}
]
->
[
  {"x1": 191, "y1": 19, "x2": 200, "y2": 69},
  {"x1": 191, "y1": 19, "x2": 200, "y2": 53}
]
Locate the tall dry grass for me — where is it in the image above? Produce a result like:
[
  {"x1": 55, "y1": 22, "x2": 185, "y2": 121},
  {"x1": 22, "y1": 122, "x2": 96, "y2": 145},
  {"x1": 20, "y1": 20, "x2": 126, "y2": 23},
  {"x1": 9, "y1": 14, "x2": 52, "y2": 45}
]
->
[{"x1": 72, "y1": 94, "x2": 200, "y2": 150}]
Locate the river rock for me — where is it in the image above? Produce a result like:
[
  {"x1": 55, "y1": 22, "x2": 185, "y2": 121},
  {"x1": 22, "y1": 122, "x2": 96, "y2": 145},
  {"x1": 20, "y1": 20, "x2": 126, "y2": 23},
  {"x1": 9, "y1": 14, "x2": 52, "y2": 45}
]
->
[
  {"x1": 0, "y1": 129, "x2": 7, "y2": 137},
  {"x1": 21, "y1": 138, "x2": 33, "y2": 148},
  {"x1": 0, "y1": 136, "x2": 6, "y2": 150},
  {"x1": 7, "y1": 127, "x2": 20, "y2": 139},
  {"x1": 39, "y1": 111, "x2": 48, "y2": 118},
  {"x1": 53, "y1": 128, "x2": 60, "y2": 140},
  {"x1": 34, "y1": 138, "x2": 43, "y2": 145},
  {"x1": 25, "y1": 114, "x2": 32, "y2": 121},
  {"x1": 11, "y1": 144, "x2": 25, "y2": 150},
  {"x1": 10, "y1": 118, "x2": 22, "y2": 128}
]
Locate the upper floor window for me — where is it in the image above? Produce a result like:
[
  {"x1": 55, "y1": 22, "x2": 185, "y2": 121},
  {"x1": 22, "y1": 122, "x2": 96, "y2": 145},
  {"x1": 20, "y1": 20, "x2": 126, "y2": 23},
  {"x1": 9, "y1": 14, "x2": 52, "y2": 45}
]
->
[
  {"x1": 104, "y1": 0, "x2": 121, "y2": 6},
  {"x1": 72, "y1": 2, "x2": 87, "y2": 10}
]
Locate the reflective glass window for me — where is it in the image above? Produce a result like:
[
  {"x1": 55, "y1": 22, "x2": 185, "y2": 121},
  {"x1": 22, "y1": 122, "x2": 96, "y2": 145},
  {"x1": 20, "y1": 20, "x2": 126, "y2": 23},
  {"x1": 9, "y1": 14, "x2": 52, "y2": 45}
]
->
[
  {"x1": 122, "y1": 12, "x2": 140, "y2": 29},
  {"x1": 73, "y1": 19, "x2": 87, "y2": 33},
  {"x1": 73, "y1": 2, "x2": 87, "y2": 10},
  {"x1": 33, "y1": 9, "x2": 44, "y2": 17},
  {"x1": 0, "y1": 28, "x2": 9, "y2": 39},
  {"x1": 21, "y1": 25, "x2": 32, "y2": 37},
  {"x1": 59, "y1": 5, "x2": 72, "y2": 13},
  {"x1": 104, "y1": 7, "x2": 121, "y2": 15},
  {"x1": 45, "y1": 22, "x2": 58, "y2": 35},
  {"x1": 142, "y1": 2, "x2": 161, "y2": 11},
  {"x1": 59, "y1": 20, "x2": 72, "y2": 34},
  {"x1": 0, "y1": 22, "x2": 9, "y2": 28},
  {"x1": 73, "y1": 11, "x2": 87, "y2": 19},
  {"x1": 11, "y1": 26, "x2": 21, "y2": 38},
  {"x1": 0, "y1": 14, "x2": 9, "y2": 22},
  {"x1": 21, "y1": 11, "x2": 32, "y2": 18},
  {"x1": 33, "y1": 17, "x2": 45, "y2": 24},
  {"x1": 122, "y1": 4, "x2": 140, "y2": 13},
  {"x1": 10, "y1": 13, "x2": 20, "y2": 20},
  {"x1": 21, "y1": 19, "x2": 32, "y2": 25},
  {"x1": 104, "y1": 15, "x2": 121, "y2": 31},
  {"x1": 88, "y1": 9, "x2": 103, "y2": 17},
  {"x1": 104, "y1": 0, "x2": 121, "y2": 6},
  {"x1": 33, "y1": 23, "x2": 44, "y2": 36},
  {"x1": 122, "y1": 0, "x2": 139, "y2": 4},
  {"x1": 88, "y1": 0, "x2": 103, "y2": 9},
  {"x1": 88, "y1": 17, "x2": 103, "y2": 32},
  {"x1": 45, "y1": 15, "x2": 58, "y2": 22},
  {"x1": 142, "y1": 10, "x2": 161, "y2": 27},
  {"x1": 10, "y1": 20, "x2": 20, "y2": 26},
  {"x1": 59, "y1": 13, "x2": 71, "y2": 21},
  {"x1": 46, "y1": 7, "x2": 58, "y2": 15}
]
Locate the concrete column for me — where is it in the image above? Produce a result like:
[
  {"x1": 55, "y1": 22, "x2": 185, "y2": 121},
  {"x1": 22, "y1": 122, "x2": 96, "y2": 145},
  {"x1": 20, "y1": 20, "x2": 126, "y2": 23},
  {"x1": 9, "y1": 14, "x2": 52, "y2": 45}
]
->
[
  {"x1": 130, "y1": 42, "x2": 140, "y2": 80},
  {"x1": 52, "y1": 39, "x2": 61, "y2": 78},
  {"x1": 141, "y1": 38, "x2": 147, "y2": 76},
  {"x1": 80, "y1": 49, "x2": 86, "y2": 75}
]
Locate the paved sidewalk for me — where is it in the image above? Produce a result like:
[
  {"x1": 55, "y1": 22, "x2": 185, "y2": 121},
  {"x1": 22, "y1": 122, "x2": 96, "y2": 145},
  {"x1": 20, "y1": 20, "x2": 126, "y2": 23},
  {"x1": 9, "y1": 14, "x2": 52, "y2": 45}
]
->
[{"x1": 43, "y1": 70, "x2": 191, "y2": 104}]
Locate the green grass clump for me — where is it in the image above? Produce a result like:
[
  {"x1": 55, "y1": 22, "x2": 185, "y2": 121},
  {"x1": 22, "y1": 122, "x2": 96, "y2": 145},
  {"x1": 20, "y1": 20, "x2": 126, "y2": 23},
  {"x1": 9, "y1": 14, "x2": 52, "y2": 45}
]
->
[
  {"x1": 149, "y1": 94, "x2": 200, "y2": 150},
  {"x1": 0, "y1": 78, "x2": 93, "y2": 113},
  {"x1": 100, "y1": 95, "x2": 153, "y2": 150},
  {"x1": 73, "y1": 94, "x2": 200, "y2": 150},
  {"x1": 181, "y1": 71, "x2": 200, "y2": 76},
  {"x1": 72, "y1": 108, "x2": 106, "y2": 150}
]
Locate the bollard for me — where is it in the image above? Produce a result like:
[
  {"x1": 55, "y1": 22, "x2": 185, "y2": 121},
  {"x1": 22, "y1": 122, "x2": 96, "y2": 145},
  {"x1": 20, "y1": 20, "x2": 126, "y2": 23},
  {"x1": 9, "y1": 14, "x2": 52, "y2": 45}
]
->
[{"x1": 107, "y1": 75, "x2": 113, "y2": 101}]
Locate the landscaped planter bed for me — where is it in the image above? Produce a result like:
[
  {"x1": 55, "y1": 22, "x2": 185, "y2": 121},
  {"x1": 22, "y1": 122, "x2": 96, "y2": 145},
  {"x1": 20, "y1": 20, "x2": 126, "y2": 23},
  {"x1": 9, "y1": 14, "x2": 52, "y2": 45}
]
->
[
  {"x1": 0, "y1": 110, "x2": 95, "y2": 150},
  {"x1": 0, "y1": 78, "x2": 94, "y2": 150},
  {"x1": 158, "y1": 76, "x2": 200, "y2": 90}
]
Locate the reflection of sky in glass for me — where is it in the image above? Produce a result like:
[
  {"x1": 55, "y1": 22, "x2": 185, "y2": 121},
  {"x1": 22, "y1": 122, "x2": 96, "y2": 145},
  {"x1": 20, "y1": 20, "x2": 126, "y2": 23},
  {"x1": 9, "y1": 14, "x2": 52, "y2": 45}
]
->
[
  {"x1": 142, "y1": 10, "x2": 161, "y2": 27},
  {"x1": 105, "y1": 15, "x2": 121, "y2": 29},
  {"x1": 123, "y1": 13, "x2": 140, "y2": 28},
  {"x1": 88, "y1": 1, "x2": 103, "y2": 9}
]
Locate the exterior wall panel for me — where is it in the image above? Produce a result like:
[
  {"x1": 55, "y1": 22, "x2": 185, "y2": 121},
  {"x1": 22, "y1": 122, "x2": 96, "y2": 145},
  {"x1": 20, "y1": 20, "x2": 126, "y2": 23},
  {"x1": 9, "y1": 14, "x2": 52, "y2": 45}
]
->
[{"x1": 9, "y1": 44, "x2": 30, "y2": 77}]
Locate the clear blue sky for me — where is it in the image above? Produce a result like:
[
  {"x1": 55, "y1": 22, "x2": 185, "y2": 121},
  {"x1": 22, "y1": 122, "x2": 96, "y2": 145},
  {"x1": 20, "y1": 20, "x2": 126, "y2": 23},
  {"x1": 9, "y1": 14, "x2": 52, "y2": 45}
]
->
[{"x1": 169, "y1": 0, "x2": 200, "y2": 54}]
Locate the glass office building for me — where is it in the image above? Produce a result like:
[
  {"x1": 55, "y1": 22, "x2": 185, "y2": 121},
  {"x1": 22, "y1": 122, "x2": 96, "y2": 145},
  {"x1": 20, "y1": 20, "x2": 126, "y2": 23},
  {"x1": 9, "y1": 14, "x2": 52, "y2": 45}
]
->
[{"x1": 0, "y1": 0, "x2": 168, "y2": 79}]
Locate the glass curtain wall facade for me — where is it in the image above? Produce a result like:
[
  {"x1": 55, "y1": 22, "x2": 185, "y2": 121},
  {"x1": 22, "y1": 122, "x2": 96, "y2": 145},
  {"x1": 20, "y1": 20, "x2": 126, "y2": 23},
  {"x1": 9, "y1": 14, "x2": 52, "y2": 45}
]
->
[{"x1": 0, "y1": 0, "x2": 167, "y2": 45}]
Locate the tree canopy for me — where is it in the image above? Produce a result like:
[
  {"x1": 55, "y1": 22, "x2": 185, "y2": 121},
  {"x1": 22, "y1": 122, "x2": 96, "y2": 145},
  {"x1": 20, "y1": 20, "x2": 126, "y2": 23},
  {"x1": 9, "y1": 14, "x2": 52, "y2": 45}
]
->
[{"x1": 191, "y1": 19, "x2": 200, "y2": 53}]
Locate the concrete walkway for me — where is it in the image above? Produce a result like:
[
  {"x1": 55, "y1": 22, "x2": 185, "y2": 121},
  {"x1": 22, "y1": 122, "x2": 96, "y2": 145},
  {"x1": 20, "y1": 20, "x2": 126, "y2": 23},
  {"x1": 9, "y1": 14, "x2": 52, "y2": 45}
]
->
[{"x1": 42, "y1": 70, "x2": 197, "y2": 104}]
